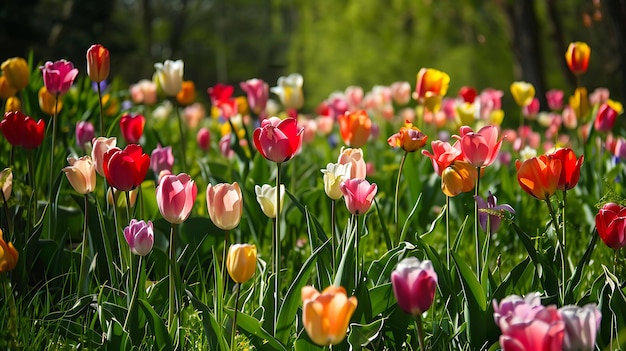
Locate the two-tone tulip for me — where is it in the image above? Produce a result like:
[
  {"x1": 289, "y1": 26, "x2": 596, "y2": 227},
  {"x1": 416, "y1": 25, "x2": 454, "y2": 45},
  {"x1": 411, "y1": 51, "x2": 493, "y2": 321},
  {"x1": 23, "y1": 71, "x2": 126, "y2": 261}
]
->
[
  {"x1": 86, "y1": 44, "x2": 110, "y2": 83},
  {"x1": 124, "y1": 219, "x2": 155, "y2": 256},
  {"x1": 156, "y1": 173, "x2": 197, "y2": 224},
  {"x1": 391, "y1": 257, "x2": 438, "y2": 316},
  {"x1": 154, "y1": 59, "x2": 184, "y2": 97},
  {"x1": 565, "y1": 42, "x2": 591, "y2": 76},
  {"x1": 271, "y1": 73, "x2": 304, "y2": 110},
  {"x1": 301, "y1": 285, "x2": 357, "y2": 346},
  {"x1": 516, "y1": 154, "x2": 562, "y2": 200},
  {"x1": 254, "y1": 184, "x2": 284, "y2": 219},
  {"x1": 387, "y1": 120, "x2": 428, "y2": 153},
  {"x1": 253, "y1": 117, "x2": 303, "y2": 163}
]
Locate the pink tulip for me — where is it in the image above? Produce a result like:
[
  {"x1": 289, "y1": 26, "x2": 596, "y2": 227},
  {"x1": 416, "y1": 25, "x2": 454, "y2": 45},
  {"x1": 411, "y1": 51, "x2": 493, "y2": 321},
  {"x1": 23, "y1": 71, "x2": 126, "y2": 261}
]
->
[
  {"x1": 559, "y1": 304, "x2": 601, "y2": 351},
  {"x1": 253, "y1": 117, "x2": 304, "y2": 163},
  {"x1": 91, "y1": 137, "x2": 117, "y2": 176},
  {"x1": 75, "y1": 121, "x2": 95, "y2": 147},
  {"x1": 594, "y1": 102, "x2": 620, "y2": 132},
  {"x1": 219, "y1": 134, "x2": 235, "y2": 159},
  {"x1": 197, "y1": 127, "x2": 211, "y2": 152},
  {"x1": 391, "y1": 257, "x2": 437, "y2": 316},
  {"x1": 150, "y1": 144, "x2": 174, "y2": 175},
  {"x1": 240, "y1": 78, "x2": 269, "y2": 115},
  {"x1": 337, "y1": 147, "x2": 367, "y2": 179},
  {"x1": 421, "y1": 140, "x2": 463, "y2": 176},
  {"x1": 339, "y1": 178, "x2": 377, "y2": 215},
  {"x1": 522, "y1": 98, "x2": 540, "y2": 119},
  {"x1": 124, "y1": 219, "x2": 154, "y2": 256},
  {"x1": 206, "y1": 182, "x2": 243, "y2": 230},
  {"x1": 120, "y1": 113, "x2": 146, "y2": 144},
  {"x1": 546, "y1": 89, "x2": 564, "y2": 111},
  {"x1": 459, "y1": 125, "x2": 503, "y2": 168},
  {"x1": 40, "y1": 60, "x2": 79, "y2": 96},
  {"x1": 156, "y1": 173, "x2": 197, "y2": 224}
]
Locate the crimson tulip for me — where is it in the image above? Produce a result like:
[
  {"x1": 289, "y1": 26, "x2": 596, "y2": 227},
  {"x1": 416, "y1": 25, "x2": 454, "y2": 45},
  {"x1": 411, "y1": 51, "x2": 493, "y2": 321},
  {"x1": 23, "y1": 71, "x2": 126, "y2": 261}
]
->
[
  {"x1": 459, "y1": 125, "x2": 502, "y2": 168},
  {"x1": 86, "y1": 44, "x2": 110, "y2": 83},
  {"x1": 338, "y1": 110, "x2": 372, "y2": 148},
  {"x1": 391, "y1": 257, "x2": 438, "y2": 316},
  {"x1": 120, "y1": 113, "x2": 146, "y2": 144},
  {"x1": 516, "y1": 154, "x2": 562, "y2": 200},
  {"x1": 594, "y1": 100, "x2": 623, "y2": 133},
  {"x1": 595, "y1": 202, "x2": 626, "y2": 250},
  {"x1": 40, "y1": 60, "x2": 79, "y2": 96},
  {"x1": 458, "y1": 86, "x2": 477, "y2": 103},
  {"x1": 103, "y1": 144, "x2": 150, "y2": 191},
  {"x1": 549, "y1": 148, "x2": 583, "y2": 191},
  {"x1": 156, "y1": 173, "x2": 197, "y2": 224},
  {"x1": 0, "y1": 111, "x2": 45, "y2": 149},
  {"x1": 339, "y1": 178, "x2": 377, "y2": 215},
  {"x1": 253, "y1": 116, "x2": 303, "y2": 163}
]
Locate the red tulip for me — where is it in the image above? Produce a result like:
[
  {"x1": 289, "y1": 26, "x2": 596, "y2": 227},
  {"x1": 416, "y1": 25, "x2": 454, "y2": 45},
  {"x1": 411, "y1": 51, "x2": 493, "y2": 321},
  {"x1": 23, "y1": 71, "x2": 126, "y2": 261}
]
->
[
  {"x1": 595, "y1": 203, "x2": 626, "y2": 250},
  {"x1": 421, "y1": 140, "x2": 463, "y2": 176},
  {"x1": 103, "y1": 144, "x2": 150, "y2": 191},
  {"x1": 120, "y1": 113, "x2": 146, "y2": 144},
  {"x1": 549, "y1": 148, "x2": 583, "y2": 191},
  {"x1": 460, "y1": 125, "x2": 503, "y2": 168},
  {"x1": 0, "y1": 111, "x2": 45, "y2": 149},
  {"x1": 156, "y1": 173, "x2": 197, "y2": 224},
  {"x1": 516, "y1": 155, "x2": 562, "y2": 200},
  {"x1": 458, "y1": 86, "x2": 477, "y2": 103},
  {"x1": 253, "y1": 117, "x2": 303, "y2": 163},
  {"x1": 565, "y1": 42, "x2": 590, "y2": 76},
  {"x1": 86, "y1": 44, "x2": 110, "y2": 83},
  {"x1": 339, "y1": 178, "x2": 377, "y2": 215},
  {"x1": 40, "y1": 60, "x2": 79, "y2": 96}
]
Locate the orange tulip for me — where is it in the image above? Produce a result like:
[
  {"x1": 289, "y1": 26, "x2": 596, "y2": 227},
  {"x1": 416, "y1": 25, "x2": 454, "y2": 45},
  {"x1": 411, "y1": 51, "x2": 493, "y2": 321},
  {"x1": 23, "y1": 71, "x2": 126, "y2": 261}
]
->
[
  {"x1": 516, "y1": 154, "x2": 562, "y2": 200},
  {"x1": 565, "y1": 42, "x2": 590, "y2": 76},
  {"x1": 338, "y1": 109, "x2": 372, "y2": 148},
  {"x1": 0, "y1": 229, "x2": 18, "y2": 273},
  {"x1": 441, "y1": 161, "x2": 477, "y2": 197},
  {"x1": 549, "y1": 148, "x2": 583, "y2": 191},
  {"x1": 86, "y1": 44, "x2": 110, "y2": 83},
  {"x1": 387, "y1": 120, "x2": 428, "y2": 152},
  {"x1": 176, "y1": 80, "x2": 196, "y2": 106},
  {"x1": 301, "y1": 285, "x2": 357, "y2": 346}
]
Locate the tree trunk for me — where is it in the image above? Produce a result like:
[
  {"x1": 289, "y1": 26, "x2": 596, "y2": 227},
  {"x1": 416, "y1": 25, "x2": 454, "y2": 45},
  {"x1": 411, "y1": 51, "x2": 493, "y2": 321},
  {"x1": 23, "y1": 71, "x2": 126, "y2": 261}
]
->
[{"x1": 606, "y1": 0, "x2": 626, "y2": 102}]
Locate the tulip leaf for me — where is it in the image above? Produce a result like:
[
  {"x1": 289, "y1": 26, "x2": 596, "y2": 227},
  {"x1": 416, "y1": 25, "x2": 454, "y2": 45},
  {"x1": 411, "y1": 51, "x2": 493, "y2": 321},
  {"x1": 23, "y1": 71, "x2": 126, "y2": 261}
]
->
[
  {"x1": 224, "y1": 308, "x2": 287, "y2": 351},
  {"x1": 347, "y1": 318, "x2": 385, "y2": 349},
  {"x1": 137, "y1": 299, "x2": 172, "y2": 350},
  {"x1": 564, "y1": 229, "x2": 598, "y2": 304},
  {"x1": 367, "y1": 241, "x2": 415, "y2": 286},
  {"x1": 186, "y1": 289, "x2": 229, "y2": 351}
]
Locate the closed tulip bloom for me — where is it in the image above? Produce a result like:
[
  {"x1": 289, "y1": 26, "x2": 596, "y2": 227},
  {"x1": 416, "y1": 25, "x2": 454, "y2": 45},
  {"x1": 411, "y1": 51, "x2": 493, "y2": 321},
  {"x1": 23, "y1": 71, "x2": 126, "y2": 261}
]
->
[
  {"x1": 441, "y1": 161, "x2": 477, "y2": 197},
  {"x1": 91, "y1": 137, "x2": 117, "y2": 176},
  {"x1": 255, "y1": 184, "x2": 284, "y2": 218},
  {"x1": 176, "y1": 80, "x2": 196, "y2": 106},
  {"x1": 240, "y1": 78, "x2": 269, "y2": 115},
  {"x1": 474, "y1": 192, "x2": 515, "y2": 234},
  {"x1": 86, "y1": 44, "x2": 110, "y2": 83},
  {"x1": 387, "y1": 120, "x2": 428, "y2": 152},
  {"x1": 154, "y1": 59, "x2": 184, "y2": 97},
  {"x1": 321, "y1": 163, "x2": 352, "y2": 200},
  {"x1": 414, "y1": 68, "x2": 450, "y2": 112},
  {"x1": 301, "y1": 285, "x2": 357, "y2": 346},
  {"x1": 120, "y1": 113, "x2": 146, "y2": 144},
  {"x1": 41, "y1": 60, "x2": 79, "y2": 96},
  {"x1": 594, "y1": 99, "x2": 623, "y2": 132},
  {"x1": 253, "y1": 116, "x2": 304, "y2": 163},
  {"x1": 0, "y1": 229, "x2": 18, "y2": 273},
  {"x1": 1, "y1": 57, "x2": 29, "y2": 91},
  {"x1": 197, "y1": 127, "x2": 211, "y2": 152},
  {"x1": 150, "y1": 144, "x2": 174, "y2": 175},
  {"x1": 75, "y1": 121, "x2": 95, "y2": 147},
  {"x1": 0, "y1": 168, "x2": 12, "y2": 201},
  {"x1": 559, "y1": 304, "x2": 601, "y2": 351},
  {"x1": 569, "y1": 87, "x2": 589, "y2": 119},
  {"x1": 0, "y1": 111, "x2": 45, "y2": 149},
  {"x1": 460, "y1": 125, "x2": 503, "y2": 168},
  {"x1": 0, "y1": 76, "x2": 17, "y2": 99},
  {"x1": 129, "y1": 79, "x2": 158, "y2": 105},
  {"x1": 206, "y1": 182, "x2": 243, "y2": 230},
  {"x1": 499, "y1": 306, "x2": 565, "y2": 351},
  {"x1": 338, "y1": 110, "x2": 372, "y2": 148},
  {"x1": 38, "y1": 86, "x2": 63, "y2": 115},
  {"x1": 271, "y1": 73, "x2": 304, "y2": 110},
  {"x1": 510, "y1": 81, "x2": 536, "y2": 107},
  {"x1": 103, "y1": 144, "x2": 150, "y2": 192},
  {"x1": 565, "y1": 42, "x2": 591, "y2": 76},
  {"x1": 459, "y1": 86, "x2": 478, "y2": 103},
  {"x1": 340, "y1": 178, "x2": 377, "y2": 215},
  {"x1": 422, "y1": 140, "x2": 464, "y2": 176},
  {"x1": 546, "y1": 89, "x2": 564, "y2": 111},
  {"x1": 550, "y1": 148, "x2": 583, "y2": 191},
  {"x1": 516, "y1": 154, "x2": 562, "y2": 200},
  {"x1": 391, "y1": 257, "x2": 437, "y2": 316},
  {"x1": 124, "y1": 219, "x2": 154, "y2": 256},
  {"x1": 595, "y1": 202, "x2": 626, "y2": 250},
  {"x1": 62, "y1": 156, "x2": 97, "y2": 194},
  {"x1": 4, "y1": 97, "x2": 20, "y2": 114},
  {"x1": 338, "y1": 147, "x2": 366, "y2": 179},
  {"x1": 226, "y1": 244, "x2": 257, "y2": 283},
  {"x1": 156, "y1": 173, "x2": 197, "y2": 224}
]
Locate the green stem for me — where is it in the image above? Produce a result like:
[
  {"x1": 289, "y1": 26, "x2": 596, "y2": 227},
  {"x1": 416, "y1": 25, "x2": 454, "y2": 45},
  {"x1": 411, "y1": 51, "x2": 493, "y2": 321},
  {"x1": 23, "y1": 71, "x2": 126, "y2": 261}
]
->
[
  {"x1": 175, "y1": 101, "x2": 188, "y2": 173},
  {"x1": 124, "y1": 255, "x2": 142, "y2": 331},
  {"x1": 274, "y1": 162, "x2": 282, "y2": 336},
  {"x1": 474, "y1": 166, "x2": 481, "y2": 276},
  {"x1": 97, "y1": 82, "x2": 105, "y2": 136},
  {"x1": 230, "y1": 283, "x2": 241, "y2": 351},
  {"x1": 330, "y1": 199, "x2": 336, "y2": 272},
  {"x1": 168, "y1": 223, "x2": 179, "y2": 339},
  {"x1": 27, "y1": 151, "x2": 36, "y2": 229},
  {"x1": 544, "y1": 198, "x2": 559, "y2": 237},
  {"x1": 48, "y1": 95, "x2": 59, "y2": 239},
  {"x1": 394, "y1": 152, "x2": 408, "y2": 244},
  {"x1": 2, "y1": 274, "x2": 18, "y2": 344},
  {"x1": 415, "y1": 315, "x2": 425, "y2": 351},
  {"x1": 446, "y1": 196, "x2": 450, "y2": 268},
  {"x1": 354, "y1": 213, "x2": 359, "y2": 290},
  {"x1": 78, "y1": 194, "x2": 89, "y2": 297},
  {"x1": 222, "y1": 230, "x2": 230, "y2": 299},
  {"x1": 561, "y1": 190, "x2": 567, "y2": 302}
]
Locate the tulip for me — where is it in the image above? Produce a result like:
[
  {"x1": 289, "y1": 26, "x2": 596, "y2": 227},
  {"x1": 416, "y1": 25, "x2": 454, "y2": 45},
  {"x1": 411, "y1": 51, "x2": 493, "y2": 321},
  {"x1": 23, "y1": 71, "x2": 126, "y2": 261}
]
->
[
  {"x1": 40, "y1": 60, "x2": 79, "y2": 96},
  {"x1": 75, "y1": 121, "x2": 95, "y2": 147},
  {"x1": 154, "y1": 59, "x2": 184, "y2": 97},
  {"x1": 391, "y1": 257, "x2": 438, "y2": 316},
  {"x1": 338, "y1": 110, "x2": 372, "y2": 148},
  {"x1": 516, "y1": 154, "x2": 562, "y2": 200},
  {"x1": 240, "y1": 78, "x2": 269, "y2": 115},
  {"x1": 301, "y1": 285, "x2": 357, "y2": 346},
  {"x1": 271, "y1": 73, "x2": 304, "y2": 110},
  {"x1": 0, "y1": 76, "x2": 17, "y2": 99},
  {"x1": 569, "y1": 87, "x2": 589, "y2": 120},
  {"x1": 197, "y1": 127, "x2": 211, "y2": 152},
  {"x1": 546, "y1": 89, "x2": 564, "y2": 111},
  {"x1": 129, "y1": 79, "x2": 158, "y2": 105},
  {"x1": 123, "y1": 219, "x2": 155, "y2": 256},
  {"x1": 183, "y1": 103, "x2": 205, "y2": 129},
  {"x1": 150, "y1": 144, "x2": 174, "y2": 175},
  {"x1": 321, "y1": 163, "x2": 352, "y2": 200},
  {"x1": 176, "y1": 80, "x2": 196, "y2": 106},
  {"x1": 0, "y1": 229, "x2": 18, "y2": 273},
  {"x1": 62, "y1": 156, "x2": 97, "y2": 195},
  {"x1": 441, "y1": 160, "x2": 476, "y2": 197},
  {"x1": 103, "y1": 144, "x2": 150, "y2": 192},
  {"x1": 422, "y1": 140, "x2": 464, "y2": 176},
  {"x1": 207, "y1": 83, "x2": 234, "y2": 104},
  {"x1": 565, "y1": 42, "x2": 591, "y2": 76},
  {"x1": 340, "y1": 178, "x2": 377, "y2": 215},
  {"x1": 594, "y1": 99, "x2": 623, "y2": 132},
  {"x1": 474, "y1": 192, "x2": 515, "y2": 234},
  {"x1": 38, "y1": 86, "x2": 63, "y2": 115},
  {"x1": 337, "y1": 147, "x2": 366, "y2": 179},
  {"x1": 460, "y1": 125, "x2": 503, "y2": 168},
  {"x1": 510, "y1": 81, "x2": 535, "y2": 107},
  {"x1": 493, "y1": 292, "x2": 543, "y2": 329},
  {"x1": 549, "y1": 148, "x2": 583, "y2": 191},
  {"x1": 86, "y1": 44, "x2": 110, "y2": 83},
  {"x1": 120, "y1": 113, "x2": 146, "y2": 144},
  {"x1": 206, "y1": 182, "x2": 243, "y2": 230},
  {"x1": 254, "y1": 184, "x2": 285, "y2": 218},
  {"x1": 219, "y1": 134, "x2": 235, "y2": 159},
  {"x1": 0, "y1": 111, "x2": 45, "y2": 149},
  {"x1": 0, "y1": 168, "x2": 11, "y2": 202},
  {"x1": 414, "y1": 68, "x2": 450, "y2": 112},
  {"x1": 459, "y1": 86, "x2": 477, "y2": 103},
  {"x1": 1, "y1": 57, "x2": 29, "y2": 91},
  {"x1": 253, "y1": 116, "x2": 304, "y2": 163},
  {"x1": 390, "y1": 81, "x2": 412, "y2": 105},
  {"x1": 456, "y1": 102, "x2": 476, "y2": 126},
  {"x1": 595, "y1": 202, "x2": 626, "y2": 250},
  {"x1": 387, "y1": 120, "x2": 428, "y2": 153},
  {"x1": 226, "y1": 244, "x2": 257, "y2": 283},
  {"x1": 91, "y1": 137, "x2": 117, "y2": 176},
  {"x1": 559, "y1": 304, "x2": 601, "y2": 351},
  {"x1": 522, "y1": 98, "x2": 540, "y2": 119},
  {"x1": 4, "y1": 96, "x2": 20, "y2": 113},
  {"x1": 156, "y1": 173, "x2": 197, "y2": 224}
]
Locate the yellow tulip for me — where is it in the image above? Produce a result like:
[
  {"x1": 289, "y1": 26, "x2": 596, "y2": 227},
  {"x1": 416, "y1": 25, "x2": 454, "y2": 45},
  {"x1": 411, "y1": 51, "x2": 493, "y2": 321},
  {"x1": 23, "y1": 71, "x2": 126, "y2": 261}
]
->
[
  {"x1": 0, "y1": 76, "x2": 17, "y2": 99},
  {"x1": 226, "y1": 244, "x2": 257, "y2": 283},
  {"x1": 569, "y1": 87, "x2": 589, "y2": 120},
  {"x1": 441, "y1": 161, "x2": 477, "y2": 197},
  {"x1": 38, "y1": 86, "x2": 63, "y2": 115},
  {"x1": 4, "y1": 96, "x2": 21, "y2": 113},
  {"x1": 1, "y1": 57, "x2": 29, "y2": 91},
  {"x1": 510, "y1": 81, "x2": 535, "y2": 107},
  {"x1": 0, "y1": 229, "x2": 18, "y2": 273}
]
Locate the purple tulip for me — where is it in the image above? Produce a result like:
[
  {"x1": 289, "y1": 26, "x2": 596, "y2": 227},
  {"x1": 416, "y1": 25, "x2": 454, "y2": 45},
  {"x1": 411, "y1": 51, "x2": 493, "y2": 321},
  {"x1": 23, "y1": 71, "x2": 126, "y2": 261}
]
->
[
  {"x1": 474, "y1": 191, "x2": 515, "y2": 234},
  {"x1": 123, "y1": 219, "x2": 154, "y2": 256},
  {"x1": 391, "y1": 257, "x2": 438, "y2": 316}
]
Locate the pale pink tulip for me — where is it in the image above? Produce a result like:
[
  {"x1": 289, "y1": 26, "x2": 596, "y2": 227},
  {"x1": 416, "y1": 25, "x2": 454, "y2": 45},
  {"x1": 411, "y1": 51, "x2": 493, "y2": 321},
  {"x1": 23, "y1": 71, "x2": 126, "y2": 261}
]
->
[
  {"x1": 124, "y1": 219, "x2": 154, "y2": 256},
  {"x1": 206, "y1": 182, "x2": 243, "y2": 230},
  {"x1": 62, "y1": 156, "x2": 97, "y2": 194},
  {"x1": 337, "y1": 147, "x2": 366, "y2": 179},
  {"x1": 339, "y1": 178, "x2": 377, "y2": 215},
  {"x1": 91, "y1": 136, "x2": 117, "y2": 176}
]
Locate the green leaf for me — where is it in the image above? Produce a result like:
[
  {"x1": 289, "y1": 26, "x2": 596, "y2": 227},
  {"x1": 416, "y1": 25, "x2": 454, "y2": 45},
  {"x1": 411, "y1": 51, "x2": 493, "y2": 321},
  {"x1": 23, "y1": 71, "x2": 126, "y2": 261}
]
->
[
  {"x1": 347, "y1": 318, "x2": 385, "y2": 349},
  {"x1": 186, "y1": 289, "x2": 229, "y2": 351},
  {"x1": 225, "y1": 309, "x2": 287, "y2": 351},
  {"x1": 138, "y1": 299, "x2": 173, "y2": 351},
  {"x1": 564, "y1": 230, "x2": 598, "y2": 304}
]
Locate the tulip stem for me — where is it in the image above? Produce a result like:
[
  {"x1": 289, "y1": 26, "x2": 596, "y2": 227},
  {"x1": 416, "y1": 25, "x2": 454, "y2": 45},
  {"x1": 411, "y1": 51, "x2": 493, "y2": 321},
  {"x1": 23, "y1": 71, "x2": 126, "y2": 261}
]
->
[
  {"x1": 474, "y1": 166, "x2": 481, "y2": 277},
  {"x1": 77, "y1": 194, "x2": 89, "y2": 297},
  {"x1": 168, "y1": 223, "x2": 180, "y2": 346},
  {"x1": 222, "y1": 230, "x2": 229, "y2": 299},
  {"x1": 394, "y1": 151, "x2": 408, "y2": 244},
  {"x1": 415, "y1": 315, "x2": 425, "y2": 351},
  {"x1": 273, "y1": 162, "x2": 282, "y2": 336},
  {"x1": 230, "y1": 283, "x2": 241, "y2": 351},
  {"x1": 175, "y1": 101, "x2": 188, "y2": 173},
  {"x1": 1, "y1": 273, "x2": 18, "y2": 343},
  {"x1": 561, "y1": 190, "x2": 567, "y2": 303},
  {"x1": 97, "y1": 82, "x2": 105, "y2": 136},
  {"x1": 48, "y1": 94, "x2": 59, "y2": 239},
  {"x1": 330, "y1": 199, "x2": 336, "y2": 272},
  {"x1": 354, "y1": 213, "x2": 359, "y2": 290},
  {"x1": 445, "y1": 196, "x2": 450, "y2": 268},
  {"x1": 124, "y1": 255, "x2": 142, "y2": 332}
]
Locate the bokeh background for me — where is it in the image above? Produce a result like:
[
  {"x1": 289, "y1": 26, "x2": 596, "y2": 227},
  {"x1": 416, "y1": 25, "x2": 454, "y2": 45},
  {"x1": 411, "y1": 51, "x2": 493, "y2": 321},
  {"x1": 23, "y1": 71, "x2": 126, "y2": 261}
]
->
[{"x1": 2, "y1": 0, "x2": 625, "y2": 114}]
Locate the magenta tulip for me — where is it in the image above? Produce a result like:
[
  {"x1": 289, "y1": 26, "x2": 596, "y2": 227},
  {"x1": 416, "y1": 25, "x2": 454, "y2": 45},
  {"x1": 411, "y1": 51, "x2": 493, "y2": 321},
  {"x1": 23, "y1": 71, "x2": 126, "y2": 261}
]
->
[
  {"x1": 150, "y1": 144, "x2": 174, "y2": 175},
  {"x1": 124, "y1": 219, "x2": 154, "y2": 256},
  {"x1": 339, "y1": 178, "x2": 377, "y2": 215},
  {"x1": 253, "y1": 117, "x2": 303, "y2": 163},
  {"x1": 391, "y1": 257, "x2": 437, "y2": 316},
  {"x1": 240, "y1": 78, "x2": 269, "y2": 115},
  {"x1": 156, "y1": 173, "x2": 197, "y2": 224},
  {"x1": 40, "y1": 60, "x2": 79, "y2": 96},
  {"x1": 75, "y1": 121, "x2": 95, "y2": 147}
]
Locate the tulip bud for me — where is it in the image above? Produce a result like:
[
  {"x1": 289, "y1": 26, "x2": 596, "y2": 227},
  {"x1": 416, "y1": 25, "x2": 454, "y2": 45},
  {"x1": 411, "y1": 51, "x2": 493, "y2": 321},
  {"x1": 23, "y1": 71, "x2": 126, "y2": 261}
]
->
[
  {"x1": 86, "y1": 44, "x2": 110, "y2": 83},
  {"x1": 124, "y1": 219, "x2": 154, "y2": 256},
  {"x1": 565, "y1": 41, "x2": 591, "y2": 76},
  {"x1": 154, "y1": 59, "x2": 184, "y2": 97},
  {"x1": 0, "y1": 168, "x2": 12, "y2": 202},
  {"x1": 441, "y1": 161, "x2": 477, "y2": 197},
  {"x1": 0, "y1": 229, "x2": 18, "y2": 273},
  {"x1": 595, "y1": 202, "x2": 626, "y2": 250},
  {"x1": 62, "y1": 156, "x2": 97, "y2": 195},
  {"x1": 75, "y1": 121, "x2": 95, "y2": 148},
  {"x1": 510, "y1": 81, "x2": 536, "y2": 107},
  {"x1": 337, "y1": 147, "x2": 366, "y2": 179},
  {"x1": 206, "y1": 182, "x2": 243, "y2": 230},
  {"x1": 391, "y1": 257, "x2": 437, "y2": 316},
  {"x1": 559, "y1": 304, "x2": 601, "y2": 351},
  {"x1": 38, "y1": 86, "x2": 63, "y2": 115},
  {"x1": 301, "y1": 285, "x2": 357, "y2": 346},
  {"x1": 176, "y1": 80, "x2": 196, "y2": 106},
  {"x1": 1, "y1": 57, "x2": 29, "y2": 91},
  {"x1": 338, "y1": 110, "x2": 372, "y2": 148},
  {"x1": 340, "y1": 178, "x2": 377, "y2": 215},
  {"x1": 156, "y1": 173, "x2": 197, "y2": 224},
  {"x1": 226, "y1": 244, "x2": 257, "y2": 283},
  {"x1": 197, "y1": 127, "x2": 211, "y2": 152},
  {"x1": 270, "y1": 73, "x2": 304, "y2": 110},
  {"x1": 321, "y1": 163, "x2": 351, "y2": 200},
  {"x1": 254, "y1": 184, "x2": 285, "y2": 218},
  {"x1": 150, "y1": 144, "x2": 174, "y2": 175},
  {"x1": 4, "y1": 96, "x2": 21, "y2": 113},
  {"x1": 0, "y1": 76, "x2": 17, "y2": 99}
]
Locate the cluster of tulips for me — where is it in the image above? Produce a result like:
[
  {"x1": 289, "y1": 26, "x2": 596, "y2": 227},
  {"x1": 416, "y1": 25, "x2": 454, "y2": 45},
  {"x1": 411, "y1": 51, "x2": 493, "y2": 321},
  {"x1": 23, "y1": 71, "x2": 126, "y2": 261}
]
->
[{"x1": 0, "y1": 36, "x2": 624, "y2": 350}]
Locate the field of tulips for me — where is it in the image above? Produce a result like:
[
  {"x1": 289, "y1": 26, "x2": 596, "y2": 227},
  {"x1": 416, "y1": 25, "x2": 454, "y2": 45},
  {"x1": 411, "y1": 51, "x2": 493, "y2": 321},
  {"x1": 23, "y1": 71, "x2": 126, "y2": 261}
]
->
[{"x1": 0, "y1": 42, "x2": 625, "y2": 350}]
